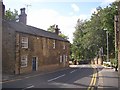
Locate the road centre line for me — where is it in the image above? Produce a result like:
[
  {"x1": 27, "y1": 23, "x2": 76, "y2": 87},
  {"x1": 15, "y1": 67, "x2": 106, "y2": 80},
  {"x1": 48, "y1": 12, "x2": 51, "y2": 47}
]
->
[
  {"x1": 48, "y1": 74, "x2": 65, "y2": 82},
  {"x1": 70, "y1": 70, "x2": 76, "y2": 73},
  {"x1": 26, "y1": 85, "x2": 34, "y2": 88},
  {"x1": 22, "y1": 85, "x2": 34, "y2": 90}
]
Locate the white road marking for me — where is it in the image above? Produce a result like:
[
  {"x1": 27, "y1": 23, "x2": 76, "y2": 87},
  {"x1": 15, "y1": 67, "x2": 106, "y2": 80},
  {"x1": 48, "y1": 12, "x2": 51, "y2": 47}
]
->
[
  {"x1": 48, "y1": 74, "x2": 65, "y2": 82},
  {"x1": 26, "y1": 85, "x2": 34, "y2": 88},
  {"x1": 22, "y1": 85, "x2": 34, "y2": 90},
  {"x1": 70, "y1": 70, "x2": 76, "y2": 73}
]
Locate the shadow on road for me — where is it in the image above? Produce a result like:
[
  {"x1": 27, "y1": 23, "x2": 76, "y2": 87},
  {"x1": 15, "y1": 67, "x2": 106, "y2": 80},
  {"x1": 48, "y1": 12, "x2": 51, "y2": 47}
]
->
[{"x1": 46, "y1": 64, "x2": 104, "y2": 88}]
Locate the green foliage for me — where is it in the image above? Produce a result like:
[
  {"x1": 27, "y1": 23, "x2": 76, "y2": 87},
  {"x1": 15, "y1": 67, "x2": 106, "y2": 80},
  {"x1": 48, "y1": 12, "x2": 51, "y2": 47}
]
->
[
  {"x1": 59, "y1": 33, "x2": 69, "y2": 40},
  {"x1": 71, "y1": 2, "x2": 118, "y2": 61},
  {"x1": 47, "y1": 24, "x2": 56, "y2": 32},
  {"x1": 5, "y1": 8, "x2": 18, "y2": 21}
]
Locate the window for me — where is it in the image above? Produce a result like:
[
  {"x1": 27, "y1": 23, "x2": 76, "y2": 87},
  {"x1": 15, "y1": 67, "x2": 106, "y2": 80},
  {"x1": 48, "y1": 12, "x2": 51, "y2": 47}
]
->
[
  {"x1": 60, "y1": 55, "x2": 62, "y2": 63},
  {"x1": 21, "y1": 55, "x2": 28, "y2": 67},
  {"x1": 63, "y1": 55, "x2": 66, "y2": 62},
  {"x1": 66, "y1": 55, "x2": 68, "y2": 62},
  {"x1": 53, "y1": 40, "x2": 56, "y2": 49},
  {"x1": 21, "y1": 37, "x2": 28, "y2": 48},
  {"x1": 63, "y1": 44, "x2": 66, "y2": 49}
]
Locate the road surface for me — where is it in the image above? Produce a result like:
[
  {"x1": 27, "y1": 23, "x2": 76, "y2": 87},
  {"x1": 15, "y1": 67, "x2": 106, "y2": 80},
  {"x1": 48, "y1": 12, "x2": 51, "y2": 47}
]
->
[{"x1": 2, "y1": 65, "x2": 118, "y2": 90}]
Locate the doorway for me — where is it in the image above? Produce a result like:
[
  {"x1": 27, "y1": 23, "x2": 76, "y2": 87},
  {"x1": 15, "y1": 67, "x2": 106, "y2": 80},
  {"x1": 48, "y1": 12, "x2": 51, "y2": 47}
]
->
[{"x1": 32, "y1": 57, "x2": 38, "y2": 71}]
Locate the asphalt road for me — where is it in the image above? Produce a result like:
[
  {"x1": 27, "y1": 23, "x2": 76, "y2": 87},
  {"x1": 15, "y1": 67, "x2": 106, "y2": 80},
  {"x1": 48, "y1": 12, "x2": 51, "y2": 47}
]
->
[{"x1": 2, "y1": 65, "x2": 118, "y2": 90}]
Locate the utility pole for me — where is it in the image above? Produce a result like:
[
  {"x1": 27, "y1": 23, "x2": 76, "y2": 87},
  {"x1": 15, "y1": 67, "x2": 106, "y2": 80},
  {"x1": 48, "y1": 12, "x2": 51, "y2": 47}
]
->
[
  {"x1": 106, "y1": 31, "x2": 109, "y2": 62},
  {"x1": 104, "y1": 29, "x2": 109, "y2": 62},
  {"x1": 114, "y1": 5, "x2": 119, "y2": 71}
]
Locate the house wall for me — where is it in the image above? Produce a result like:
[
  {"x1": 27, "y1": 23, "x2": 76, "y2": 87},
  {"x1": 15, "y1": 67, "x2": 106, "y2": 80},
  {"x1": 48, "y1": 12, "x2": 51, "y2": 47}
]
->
[
  {"x1": 15, "y1": 32, "x2": 70, "y2": 74},
  {"x1": 2, "y1": 22, "x2": 16, "y2": 74}
]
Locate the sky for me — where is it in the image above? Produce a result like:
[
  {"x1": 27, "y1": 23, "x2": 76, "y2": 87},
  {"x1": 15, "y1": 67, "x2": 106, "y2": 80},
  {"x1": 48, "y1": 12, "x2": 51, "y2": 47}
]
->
[{"x1": 3, "y1": 0, "x2": 116, "y2": 43}]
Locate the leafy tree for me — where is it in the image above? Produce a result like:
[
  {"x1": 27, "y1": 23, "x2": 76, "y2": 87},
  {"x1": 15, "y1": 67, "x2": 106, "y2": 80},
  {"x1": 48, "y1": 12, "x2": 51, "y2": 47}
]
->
[
  {"x1": 47, "y1": 24, "x2": 56, "y2": 32},
  {"x1": 59, "y1": 33, "x2": 69, "y2": 40},
  {"x1": 5, "y1": 8, "x2": 18, "y2": 21},
  {"x1": 72, "y1": 1, "x2": 118, "y2": 61}
]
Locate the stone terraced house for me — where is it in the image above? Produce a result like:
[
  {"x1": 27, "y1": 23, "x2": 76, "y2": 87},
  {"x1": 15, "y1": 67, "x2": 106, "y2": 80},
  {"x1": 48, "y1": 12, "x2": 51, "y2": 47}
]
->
[{"x1": 0, "y1": 1, "x2": 70, "y2": 75}]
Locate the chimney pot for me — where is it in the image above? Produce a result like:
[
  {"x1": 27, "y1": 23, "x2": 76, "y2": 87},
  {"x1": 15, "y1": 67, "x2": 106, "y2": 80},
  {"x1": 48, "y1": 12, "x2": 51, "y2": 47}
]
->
[{"x1": 20, "y1": 8, "x2": 25, "y2": 14}]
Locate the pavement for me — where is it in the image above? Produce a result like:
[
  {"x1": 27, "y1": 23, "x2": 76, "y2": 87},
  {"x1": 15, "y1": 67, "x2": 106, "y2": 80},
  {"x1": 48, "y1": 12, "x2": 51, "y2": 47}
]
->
[{"x1": 97, "y1": 65, "x2": 119, "y2": 90}]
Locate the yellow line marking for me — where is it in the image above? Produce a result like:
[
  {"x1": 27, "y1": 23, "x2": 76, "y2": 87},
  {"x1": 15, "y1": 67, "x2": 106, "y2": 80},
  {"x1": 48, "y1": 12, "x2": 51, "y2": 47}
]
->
[
  {"x1": 91, "y1": 71, "x2": 97, "y2": 90},
  {"x1": 88, "y1": 73, "x2": 95, "y2": 90},
  {"x1": 87, "y1": 65, "x2": 97, "y2": 90}
]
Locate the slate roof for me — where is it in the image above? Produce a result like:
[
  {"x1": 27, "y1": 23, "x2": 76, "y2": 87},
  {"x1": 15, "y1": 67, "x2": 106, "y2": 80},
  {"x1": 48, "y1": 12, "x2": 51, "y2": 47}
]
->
[{"x1": 4, "y1": 21, "x2": 69, "y2": 42}]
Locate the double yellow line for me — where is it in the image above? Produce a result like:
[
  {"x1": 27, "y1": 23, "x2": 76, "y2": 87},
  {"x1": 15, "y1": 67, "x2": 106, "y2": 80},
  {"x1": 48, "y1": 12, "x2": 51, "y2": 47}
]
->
[{"x1": 87, "y1": 65, "x2": 97, "y2": 90}]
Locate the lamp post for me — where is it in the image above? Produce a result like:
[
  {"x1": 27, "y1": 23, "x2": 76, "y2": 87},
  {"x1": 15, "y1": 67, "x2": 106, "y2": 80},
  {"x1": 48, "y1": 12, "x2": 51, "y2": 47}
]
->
[
  {"x1": 114, "y1": 5, "x2": 119, "y2": 71},
  {"x1": 104, "y1": 29, "x2": 109, "y2": 62},
  {"x1": 106, "y1": 31, "x2": 109, "y2": 62}
]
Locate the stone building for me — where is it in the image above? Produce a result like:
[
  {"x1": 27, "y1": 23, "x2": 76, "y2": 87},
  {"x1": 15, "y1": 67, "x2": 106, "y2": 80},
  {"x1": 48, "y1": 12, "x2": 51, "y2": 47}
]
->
[{"x1": 1, "y1": 2, "x2": 70, "y2": 75}]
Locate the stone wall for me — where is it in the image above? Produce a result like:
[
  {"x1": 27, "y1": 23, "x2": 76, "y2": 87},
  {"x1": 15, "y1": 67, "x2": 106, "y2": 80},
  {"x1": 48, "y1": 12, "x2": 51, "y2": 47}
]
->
[
  {"x1": 2, "y1": 22, "x2": 16, "y2": 74},
  {"x1": 2, "y1": 21, "x2": 70, "y2": 75},
  {"x1": 15, "y1": 32, "x2": 70, "y2": 74}
]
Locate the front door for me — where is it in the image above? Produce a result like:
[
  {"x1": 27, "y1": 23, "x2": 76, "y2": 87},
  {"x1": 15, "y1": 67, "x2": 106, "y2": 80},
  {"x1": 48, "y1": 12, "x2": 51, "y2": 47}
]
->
[{"x1": 32, "y1": 57, "x2": 38, "y2": 71}]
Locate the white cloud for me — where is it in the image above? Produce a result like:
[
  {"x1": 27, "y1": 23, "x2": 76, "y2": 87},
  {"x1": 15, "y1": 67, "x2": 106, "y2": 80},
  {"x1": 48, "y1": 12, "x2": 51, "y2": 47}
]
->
[
  {"x1": 27, "y1": 9, "x2": 88, "y2": 43},
  {"x1": 91, "y1": 8, "x2": 97, "y2": 14},
  {"x1": 100, "y1": 0, "x2": 116, "y2": 5},
  {"x1": 71, "y1": 3, "x2": 79, "y2": 12},
  {"x1": 15, "y1": 0, "x2": 120, "y2": 3}
]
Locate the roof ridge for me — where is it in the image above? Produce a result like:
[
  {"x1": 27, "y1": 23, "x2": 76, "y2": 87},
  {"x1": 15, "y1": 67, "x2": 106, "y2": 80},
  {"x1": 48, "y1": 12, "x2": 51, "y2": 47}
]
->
[{"x1": 4, "y1": 21, "x2": 69, "y2": 42}]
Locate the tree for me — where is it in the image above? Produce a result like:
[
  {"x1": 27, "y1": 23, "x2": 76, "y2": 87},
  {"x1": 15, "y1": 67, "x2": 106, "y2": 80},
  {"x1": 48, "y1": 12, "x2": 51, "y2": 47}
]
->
[
  {"x1": 5, "y1": 8, "x2": 18, "y2": 21},
  {"x1": 47, "y1": 24, "x2": 69, "y2": 40},
  {"x1": 47, "y1": 24, "x2": 56, "y2": 32},
  {"x1": 72, "y1": 19, "x2": 88, "y2": 60},
  {"x1": 71, "y1": 1, "x2": 118, "y2": 61}
]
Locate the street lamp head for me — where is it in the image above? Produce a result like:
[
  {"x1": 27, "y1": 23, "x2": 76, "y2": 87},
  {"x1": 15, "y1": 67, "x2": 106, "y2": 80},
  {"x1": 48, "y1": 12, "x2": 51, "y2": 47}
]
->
[
  {"x1": 116, "y1": 6, "x2": 118, "y2": 10},
  {"x1": 103, "y1": 28, "x2": 109, "y2": 33},
  {"x1": 103, "y1": 28, "x2": 107, "y2": 31}
]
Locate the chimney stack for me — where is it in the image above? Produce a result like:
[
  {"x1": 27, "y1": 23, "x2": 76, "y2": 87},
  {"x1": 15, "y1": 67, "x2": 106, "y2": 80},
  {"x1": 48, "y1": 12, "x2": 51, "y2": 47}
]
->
[
  {"x1": 19, "y1": 8, "x2": 27, "y2": 24},
  {"x1": 55, "y1": 25, "x2": 60, "y2": 35}
]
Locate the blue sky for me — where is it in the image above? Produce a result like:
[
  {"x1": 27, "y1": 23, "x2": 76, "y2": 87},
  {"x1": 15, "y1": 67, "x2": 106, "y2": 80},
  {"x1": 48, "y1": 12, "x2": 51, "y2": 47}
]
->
[{"x1": 3, "y1": 0, "x2": 116, "y2": 43}]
